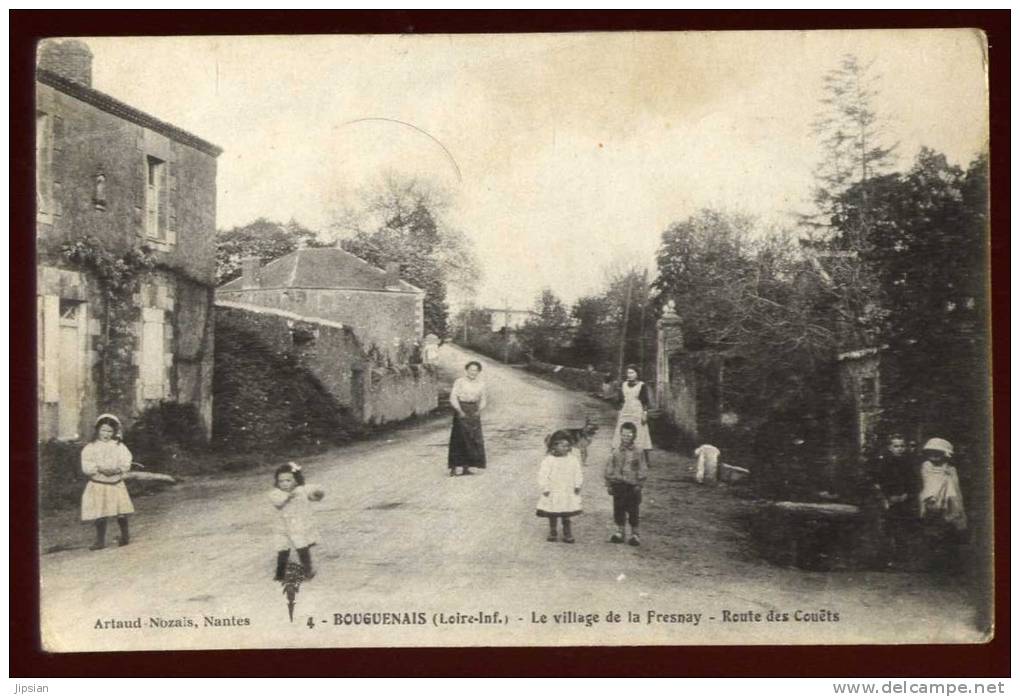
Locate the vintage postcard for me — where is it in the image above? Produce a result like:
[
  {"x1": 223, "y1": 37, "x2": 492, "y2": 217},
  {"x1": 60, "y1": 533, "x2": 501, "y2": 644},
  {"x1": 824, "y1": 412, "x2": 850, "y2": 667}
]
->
[{"x1": 35, "y1": 29, "x2": 993, "y2": 653}]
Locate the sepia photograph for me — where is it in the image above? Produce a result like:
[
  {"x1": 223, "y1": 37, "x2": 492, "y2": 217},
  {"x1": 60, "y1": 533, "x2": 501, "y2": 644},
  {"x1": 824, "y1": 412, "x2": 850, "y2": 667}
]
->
[{"x1": 31, "y1": 27, "x2": 994, "y2": 654}]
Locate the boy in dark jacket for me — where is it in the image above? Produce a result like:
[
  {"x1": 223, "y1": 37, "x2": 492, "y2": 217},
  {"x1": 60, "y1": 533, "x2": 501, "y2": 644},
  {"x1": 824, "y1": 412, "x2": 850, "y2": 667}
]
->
[{"x1": 605, "y1": 422, "x2": 648, "y2": 546}]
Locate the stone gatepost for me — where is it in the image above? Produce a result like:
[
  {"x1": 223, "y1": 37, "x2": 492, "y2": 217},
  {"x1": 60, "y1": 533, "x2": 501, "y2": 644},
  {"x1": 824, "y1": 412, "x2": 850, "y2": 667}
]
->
[{"x1": 655, "y1": 300, "x2": 684, "y2": 412}]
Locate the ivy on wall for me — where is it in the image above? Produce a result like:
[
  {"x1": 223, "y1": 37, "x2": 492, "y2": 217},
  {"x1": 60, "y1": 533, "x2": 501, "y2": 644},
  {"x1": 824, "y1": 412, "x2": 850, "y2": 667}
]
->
[{"x1": 61, "y1": 235, "x2": 157, "y2": 412}]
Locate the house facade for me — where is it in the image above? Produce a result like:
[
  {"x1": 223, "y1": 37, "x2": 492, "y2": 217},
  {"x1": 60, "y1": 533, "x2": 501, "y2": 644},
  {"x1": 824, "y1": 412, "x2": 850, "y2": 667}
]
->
[
  {"x1": 215, "y1": 246, "x2": 426, "y2": 356},
  {"x1": 36, "y1": 40, "x2": 221, "y2": 441}
]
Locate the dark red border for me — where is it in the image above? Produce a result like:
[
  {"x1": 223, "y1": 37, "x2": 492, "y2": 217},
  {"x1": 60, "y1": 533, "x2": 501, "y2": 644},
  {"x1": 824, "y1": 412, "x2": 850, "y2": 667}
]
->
[{"x1": 10, "y1": 10, "x2": 1010, "y2": 678}]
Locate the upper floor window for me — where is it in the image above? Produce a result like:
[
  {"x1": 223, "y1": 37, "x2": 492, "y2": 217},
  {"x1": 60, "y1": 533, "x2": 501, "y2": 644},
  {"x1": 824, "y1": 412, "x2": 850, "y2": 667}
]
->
[
  {"x1": 145, "y1": 155, "x2": 166, "y2": 240},
  {"x1": 37, "y1": 111, "x2": 54, "y2": 218}
]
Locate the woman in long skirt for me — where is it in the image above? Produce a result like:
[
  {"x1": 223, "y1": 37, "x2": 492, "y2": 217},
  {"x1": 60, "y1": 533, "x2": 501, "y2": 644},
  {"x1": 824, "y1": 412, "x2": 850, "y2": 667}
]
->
[
  {"x1": 611, "y1": 364, "x2": 654, "y2": 466},
  {"x1": 448, "y1": 361, "x2": 488, "y2": 476}
]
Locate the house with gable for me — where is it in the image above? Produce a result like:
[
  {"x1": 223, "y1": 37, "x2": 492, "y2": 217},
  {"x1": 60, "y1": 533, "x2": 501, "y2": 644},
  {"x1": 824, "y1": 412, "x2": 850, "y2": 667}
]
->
[{"x1": 216, "y1": 246, "x2": 425, "y2": 358}]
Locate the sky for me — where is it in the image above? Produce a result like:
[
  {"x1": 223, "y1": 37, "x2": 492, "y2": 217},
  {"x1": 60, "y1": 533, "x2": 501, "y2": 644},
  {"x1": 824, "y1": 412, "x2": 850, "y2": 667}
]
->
[{"x1": 82, "y1": 30, "x2": 988, "y2": 310}]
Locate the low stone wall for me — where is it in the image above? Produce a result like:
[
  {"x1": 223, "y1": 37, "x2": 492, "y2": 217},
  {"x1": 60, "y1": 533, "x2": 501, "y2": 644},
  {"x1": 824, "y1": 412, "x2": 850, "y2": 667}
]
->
[
  {"x1": 215, "y1": 301, "x2": 438, "y2": 429},
  {"x1": 216, "y1": 301, "x2": 364, "y2": 409},
  {"x1": 526, "y1": 360, "x2": 607, "y2": 394},
  {"x1": 364, "y1": 364, "x2": 439, "y2": 425}
]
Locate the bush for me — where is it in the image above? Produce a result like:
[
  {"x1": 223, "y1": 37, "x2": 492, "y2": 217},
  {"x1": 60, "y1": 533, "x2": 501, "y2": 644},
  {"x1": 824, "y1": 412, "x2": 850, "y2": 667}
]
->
[
  {"x1": 461, "y1": 331, "x2": 528, "y2": 364},
  {"x1": 39, "y1": 440, "x2": 86, "y2": 512},
  {"x1": 126, "y1": 402, "x2": 207, "y2": 474}
]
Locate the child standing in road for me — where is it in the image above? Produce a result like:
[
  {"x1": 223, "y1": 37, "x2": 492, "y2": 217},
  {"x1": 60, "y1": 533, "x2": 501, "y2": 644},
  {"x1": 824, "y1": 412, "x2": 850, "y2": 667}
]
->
[
  {"x1": 269, "y1": 462, "x2": 325, "y2": 581},
  {"x1": 536, "y1": 430, "x2": 583, "y2": 543},
  {"x1": 81, "y1": 414, "x2": 135, "y2": 550},
  {"x1": 605, "y1": 422, "x2": 647, "y2": 546},
  {"x1": 918, "y1": 438, "x2": 967, "y2": 571}
]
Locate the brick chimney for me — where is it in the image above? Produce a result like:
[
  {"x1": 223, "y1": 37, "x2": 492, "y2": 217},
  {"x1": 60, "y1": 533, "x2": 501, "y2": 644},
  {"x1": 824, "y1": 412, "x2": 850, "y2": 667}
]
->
[
  {"x1": 38, "y1": 39, "x2": 94, "y2": 87},
  {"x1": 384, "y1": 262, "x2": 401, "y2": 289},
  {"x1": 241, "y1": 257, "x2": 261, "y2": 289}
]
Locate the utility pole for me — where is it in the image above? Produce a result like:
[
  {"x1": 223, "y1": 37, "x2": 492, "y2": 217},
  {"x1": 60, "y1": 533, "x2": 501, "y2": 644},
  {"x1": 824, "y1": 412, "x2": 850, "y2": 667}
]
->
[
  {"x1": 638, "y1": 267, "x2": 648, "y2": 378},
  {"x1": 503, "y1": 298, "x2": 511, "y2": 364},
  {"x1": 617, "y1": 273, "x2": 634, "y2": 380}
]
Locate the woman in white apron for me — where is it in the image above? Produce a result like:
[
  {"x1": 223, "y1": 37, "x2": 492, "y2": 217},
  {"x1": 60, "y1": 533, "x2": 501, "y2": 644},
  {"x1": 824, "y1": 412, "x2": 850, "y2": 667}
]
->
[{"x1": 612, "y1": 364, "x2": 653, "y2": 466}]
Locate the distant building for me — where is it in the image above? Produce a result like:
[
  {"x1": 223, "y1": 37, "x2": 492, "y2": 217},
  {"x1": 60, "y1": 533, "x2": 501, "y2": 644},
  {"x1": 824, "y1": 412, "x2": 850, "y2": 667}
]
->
[
  {"x1": 36, "y1": 39, "x2": 221, "y2": 440},
  {"x1": 215, "y1": 246, "x2": 425, "y2": 353}
]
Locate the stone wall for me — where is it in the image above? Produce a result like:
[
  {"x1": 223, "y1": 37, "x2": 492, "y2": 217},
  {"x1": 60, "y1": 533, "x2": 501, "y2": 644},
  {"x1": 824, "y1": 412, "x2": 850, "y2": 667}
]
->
[
  {"x1": 363, "y1": 365, "x2": 439, "y2": 425},
  {"x1": 216, "y1": 286, "x2": 422, "y2": 353},
  {"x1": 215, "y1": 302, "x2": 365, "y2": 412},
  {"x1": 526, "y1": 360, "x2": 606, "y2": 394},
  {"x1": 214, "y1": 301, "x2": 438, "y2": 427}
]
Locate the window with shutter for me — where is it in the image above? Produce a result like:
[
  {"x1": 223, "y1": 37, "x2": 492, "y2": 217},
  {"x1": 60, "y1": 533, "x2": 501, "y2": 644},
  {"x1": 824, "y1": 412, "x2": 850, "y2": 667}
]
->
[{"x1": 146, "y1": 156, "x2": 166, "y2": 241}]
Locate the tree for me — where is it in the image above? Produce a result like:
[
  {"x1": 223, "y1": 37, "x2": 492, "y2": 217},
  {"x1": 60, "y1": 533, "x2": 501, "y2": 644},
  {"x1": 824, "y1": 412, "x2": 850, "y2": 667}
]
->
[
  {"x1": 807, "y1": 54, "x2": 898, "y2": 244},
  {"x1": 331, "y1": 173, "x2": 482, "y2": 337},
  {"x1": 836, "y1": 149, "x2": 990, "y2": 444},
  {"x1": 569, "y1": 295, "x2": 612, "y2": 367},
  {"x1": 518, "y1": 288, "x2": 570, "y2": 362},
  {"x1": 801, "y1": 53, "x2": 899, "y2": 345},
  {"x1": 215, "y1": 218, "x2": 323, "y2": 286},
  {"x1": 654, "y1": 209, "x2": 838, "y2": 421}
]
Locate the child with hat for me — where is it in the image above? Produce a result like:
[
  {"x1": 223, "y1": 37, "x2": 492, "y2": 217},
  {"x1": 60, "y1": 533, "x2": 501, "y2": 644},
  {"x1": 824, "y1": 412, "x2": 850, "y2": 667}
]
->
[{"x1": 80, "y1": 414, "x2": 135, "y2": 550}]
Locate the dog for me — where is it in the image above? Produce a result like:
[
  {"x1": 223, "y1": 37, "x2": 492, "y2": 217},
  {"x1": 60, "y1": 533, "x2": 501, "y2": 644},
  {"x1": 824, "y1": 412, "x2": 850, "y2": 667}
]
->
[{"x1": 546, "y1": 416, "x2": 600, "y2": 466}]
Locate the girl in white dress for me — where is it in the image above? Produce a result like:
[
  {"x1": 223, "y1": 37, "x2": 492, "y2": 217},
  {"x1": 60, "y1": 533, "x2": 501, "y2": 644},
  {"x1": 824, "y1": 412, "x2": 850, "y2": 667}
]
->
[
  {"x1": 536, "y1": 430, "x2": 583, "y2": 543},
  {"x1": 918, "y1": 438, "x2": 967, "y2": 571},
  {"x1": 611, "y1": 365, "x2": 654, "y2": 465},
  {"x1": 80, "y1": 414, "x2": 135, "y2": 550},
  {"x1": 270, "y1": 462, "x2": 325, "y2": 581}
]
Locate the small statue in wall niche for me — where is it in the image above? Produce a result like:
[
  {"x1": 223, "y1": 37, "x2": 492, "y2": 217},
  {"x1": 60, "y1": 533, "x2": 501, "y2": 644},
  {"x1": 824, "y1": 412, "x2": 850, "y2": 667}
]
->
[{"x1": 93, "y1": 170, "x2": 107, "y2": 210}]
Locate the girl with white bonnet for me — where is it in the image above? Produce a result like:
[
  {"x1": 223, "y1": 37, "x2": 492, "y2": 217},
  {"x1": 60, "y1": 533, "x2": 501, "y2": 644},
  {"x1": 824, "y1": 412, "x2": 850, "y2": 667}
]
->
[
  {"x1": 80, "y1": 413, "x2": 135, "y2": 550},
  {"x1": 918, "y1": 437, "x2": 967, "y2": 571},
  {"x1": 919, "y1": 438, "x2": 966, "y2": 530}
]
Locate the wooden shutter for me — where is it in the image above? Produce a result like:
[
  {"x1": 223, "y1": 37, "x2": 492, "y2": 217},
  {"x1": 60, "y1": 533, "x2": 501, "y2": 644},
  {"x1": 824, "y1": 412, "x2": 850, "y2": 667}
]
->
[
  {"x1": 42, "y1": 295, "x2": 60, "y2": 402},
  {"x1": 166, "y1": 149, "x2": 177, "y2": 245},
  {"x1": 141, "y1": 307, "x2": 165, "y2": 399},
  {"x1": 36, "y1": 113, "x2": 51, "y2": 215},
  {"x1": 157, "y1": 159, "x2": 169, "y2": 240},
  {"x1": 52, "y1": 115, "x2": 64, "y2": 217}
]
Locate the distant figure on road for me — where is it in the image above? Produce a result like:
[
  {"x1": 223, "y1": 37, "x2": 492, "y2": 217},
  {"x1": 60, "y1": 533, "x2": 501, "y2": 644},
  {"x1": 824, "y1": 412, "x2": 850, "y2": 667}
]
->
[
  {"x1": 611, "y1": 364, "x2": 653, "y2": 467},
  {"x1": 422, "y1": 333, "x2": 440, "y2": 366},
  {"x1": 80, "y1": 413, "x2": 135, "y2": 550},
  {"x1": 269, "y1": 462, "x2": 325, "y2": 581},
  {"x1": 536, "y1": 430, "x2": 584, "y2": 543},
  {"x1": 448, "y1": 360, "x2": 488, "y2": 476}
]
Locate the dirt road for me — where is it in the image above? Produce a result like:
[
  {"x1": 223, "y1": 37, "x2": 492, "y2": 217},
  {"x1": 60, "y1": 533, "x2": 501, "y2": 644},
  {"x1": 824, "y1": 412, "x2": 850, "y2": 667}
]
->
[{"x1": 39, "y1": 345, "x2": 985, "y2": 651}]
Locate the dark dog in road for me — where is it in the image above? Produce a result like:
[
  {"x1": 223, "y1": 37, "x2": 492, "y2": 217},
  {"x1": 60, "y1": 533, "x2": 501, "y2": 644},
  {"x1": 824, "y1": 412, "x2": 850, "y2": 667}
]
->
[{"x1": 546, "y1": 417, "x2": 600, "y2": 466}]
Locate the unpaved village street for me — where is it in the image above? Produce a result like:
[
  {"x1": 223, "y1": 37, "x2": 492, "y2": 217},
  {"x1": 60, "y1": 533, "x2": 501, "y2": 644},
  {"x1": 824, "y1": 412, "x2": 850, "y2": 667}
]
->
[{"x1": 39, "y1": 345, "x2": 984, "y2": 651}]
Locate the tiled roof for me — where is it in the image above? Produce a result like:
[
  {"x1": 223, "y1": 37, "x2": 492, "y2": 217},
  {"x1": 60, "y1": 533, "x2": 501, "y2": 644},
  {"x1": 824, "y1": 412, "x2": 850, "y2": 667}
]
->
[
  {"x1": 36, "y1": 68, "x2": 223, "y2": 157},
  {"x1": 218, "y1": 247, "x2": 423, "y2": 294}
]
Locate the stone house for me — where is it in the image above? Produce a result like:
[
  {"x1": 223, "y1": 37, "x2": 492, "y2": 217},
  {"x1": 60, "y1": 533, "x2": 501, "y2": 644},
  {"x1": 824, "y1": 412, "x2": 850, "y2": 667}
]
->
[
  {"x1": 215, "y1": 246, "x2": 425, "y2": 359},
  {"x1": 36, "y1": 40, "x2": 221, "y2": 440}
]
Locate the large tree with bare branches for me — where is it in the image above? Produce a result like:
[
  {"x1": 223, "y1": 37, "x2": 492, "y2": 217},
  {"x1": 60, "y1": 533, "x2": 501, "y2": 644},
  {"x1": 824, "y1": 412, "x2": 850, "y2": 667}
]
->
[{"x1": 331, "y1": 173, "x2": 482, "y2": 337}]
